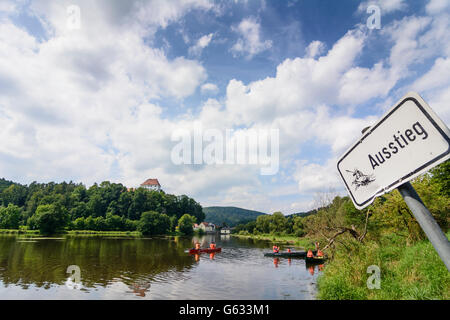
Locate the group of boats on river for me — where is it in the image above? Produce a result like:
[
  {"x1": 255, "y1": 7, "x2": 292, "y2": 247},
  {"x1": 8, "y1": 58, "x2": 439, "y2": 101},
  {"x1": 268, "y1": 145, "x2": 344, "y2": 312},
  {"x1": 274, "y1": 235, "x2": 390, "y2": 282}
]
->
[{"x1": 187, "y1": 241, "x2": 326, "y2": 264}]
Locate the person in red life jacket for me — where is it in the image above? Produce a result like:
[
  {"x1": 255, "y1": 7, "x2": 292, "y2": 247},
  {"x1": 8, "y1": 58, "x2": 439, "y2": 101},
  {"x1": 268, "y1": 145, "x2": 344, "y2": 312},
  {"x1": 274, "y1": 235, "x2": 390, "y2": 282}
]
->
[
  {"x1": 273, "y1": 245, "x2": 279, "y2": 253},
  {"x1": 287, "y1": 248, "x2": 291, "y2": 253},
  {"x1": 209, "y1": 242, "x2": 216, "y2": 249},
  {"x1": 307, "y1": 249, "x2": 314, "y2": 258},
  {"x1": 195, "y1": 242, "x2": 201, "y2": 250},
  {"x1": 316, "y1": 249, "x2": 324, "y2": 258}
]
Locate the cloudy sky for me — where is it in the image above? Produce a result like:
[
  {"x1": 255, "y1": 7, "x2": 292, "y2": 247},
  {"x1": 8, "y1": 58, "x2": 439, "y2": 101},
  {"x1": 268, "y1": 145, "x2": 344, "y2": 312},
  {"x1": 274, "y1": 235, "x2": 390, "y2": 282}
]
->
[{"x1": 0, "y1": 0, "x2": 449, "y2": 214}]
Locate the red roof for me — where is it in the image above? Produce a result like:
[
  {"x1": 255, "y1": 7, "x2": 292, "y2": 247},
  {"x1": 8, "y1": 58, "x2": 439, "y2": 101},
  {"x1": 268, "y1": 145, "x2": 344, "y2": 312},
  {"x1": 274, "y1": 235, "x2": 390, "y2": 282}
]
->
[{"x1": 140, "y1": 178, "x2": 161, "y2": 186}]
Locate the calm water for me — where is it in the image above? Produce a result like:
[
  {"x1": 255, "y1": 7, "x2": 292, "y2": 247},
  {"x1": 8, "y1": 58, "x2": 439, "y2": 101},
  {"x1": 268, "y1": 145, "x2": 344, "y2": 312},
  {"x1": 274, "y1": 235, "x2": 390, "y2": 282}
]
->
[{"x1": 0, "y1": 234, "x2": 323, "y2": 299}]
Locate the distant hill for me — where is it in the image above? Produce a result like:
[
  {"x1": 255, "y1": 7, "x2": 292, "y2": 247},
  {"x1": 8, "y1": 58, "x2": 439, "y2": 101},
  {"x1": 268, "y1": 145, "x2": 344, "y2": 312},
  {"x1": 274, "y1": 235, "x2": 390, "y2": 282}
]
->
[
  {"x1": 0, "y1": 178, "x2": 15, "y2": 192},
  {"x1": 286, "y1": 209, "x2": 318, "y2": 218},
  {"x1": 203, "y1": 206, "x2": 267, "y2": 227}
]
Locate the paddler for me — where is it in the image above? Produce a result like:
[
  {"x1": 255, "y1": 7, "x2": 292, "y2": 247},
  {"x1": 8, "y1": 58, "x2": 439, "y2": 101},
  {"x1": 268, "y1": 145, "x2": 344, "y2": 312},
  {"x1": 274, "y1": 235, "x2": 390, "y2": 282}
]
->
[
  {"x1": 317, "y1": 249, "x2": 324, "y2": 258},
  {"x1": 209, "y1": 242, "x2": 216, "y2": 249},
  {"x1": 195, "y1": 242, "x2": 201, "y2": 250},
  {"x1": 287, "y1": 248, "x2": 291, "y2": 253},
  {"x1": 307, "y1": 249, "x2": 314, "y2": 258},
  {"x1": 273, "y1": 245, "x2": 279, "y2": 253}
]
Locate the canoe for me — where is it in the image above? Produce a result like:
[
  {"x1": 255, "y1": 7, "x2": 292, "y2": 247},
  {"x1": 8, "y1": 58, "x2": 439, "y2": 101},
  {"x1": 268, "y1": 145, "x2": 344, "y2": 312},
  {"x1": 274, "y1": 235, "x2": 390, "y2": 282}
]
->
[
  {"x1": 189, "y1": 248, "x2": 222, "y2": 254},
  {"x1": 305, "y1": 256, "x2": 326, "y2": 264},
  {"x1": 264, "y1": 250, "x2": 317, "y2": 258}
]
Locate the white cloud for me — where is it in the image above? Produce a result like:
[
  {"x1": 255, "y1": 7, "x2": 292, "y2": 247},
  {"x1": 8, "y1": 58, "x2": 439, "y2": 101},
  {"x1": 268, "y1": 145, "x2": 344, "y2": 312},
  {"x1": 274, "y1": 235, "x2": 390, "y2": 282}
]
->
[
  {"x1": 201, "y1": 83, "x2": 219, "y2": 94},
  {"x1": 231, "y1": 17, "x2": 272, "y2": 58},
  {"x1": 0, "y1": 1, "x2": 17, "y2": 14},
  {"x1": 189, "y1": 33, "x2": 214, "y2": 57},
  {"x1": 225, "y1": 30, "x2": 367, "y2": 125},
  {"x1": 305, "y1": 40, "x2": 326, "y2": 58},
  {"x1": 412, "y1": 57, "x2": 450, "y2": 92},
  {"x1": 426, "y1": 0, "x2": 450, "y2": 15},
  {"x1": 294, "y1": 159, "x2": 343, "y2": 194}
]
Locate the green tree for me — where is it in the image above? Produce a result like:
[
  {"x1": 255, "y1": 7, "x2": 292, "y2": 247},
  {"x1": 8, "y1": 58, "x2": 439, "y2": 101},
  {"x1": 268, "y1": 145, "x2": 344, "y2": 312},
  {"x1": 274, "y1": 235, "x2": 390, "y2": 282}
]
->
[
  {"x1": 0, "y1": 204, "x2": 22, "y2": 229},
  {"x1": 292, "y1": 216, "x2": 305, "y2": 237},
  {"x1": 1, "y1": 184, "x2": 27, "y2": 207},
  {"x1": 178, "y1": 214, "x2": 196, "y2": 235},
  {"x1": 70, "y1": 202, "x2": 88, "y2": 220},
  {"x1": 270, "y1": 212, "x2": 287, "y2": 234},
  {"x1": 93, "y1": 216, "x2": 107, "y2": 231},
  {"x1": 105, "y1": 213, "x2": 124, "y2": 231},
  {"x1": 33, "y1": 204, "x2": 68, "y2": 234},
  {"x1": 73, "y1": 217, "x2": 86, "y2": 230},
  {"x1": 85, "y1": 216, "x2": 96, "y2": 230},
  {"x1": 255, "y1": 215, "x2": 272, "y2": 234},
  {"x1": 430, "y1": 160, "x2": 450, "y2": 197},
  {"x1": 169, "y1": 215, "x2": 178, "y2": 232},
  {"x1": 138, "y1": 211, "x2": 171, "y2": 235}
]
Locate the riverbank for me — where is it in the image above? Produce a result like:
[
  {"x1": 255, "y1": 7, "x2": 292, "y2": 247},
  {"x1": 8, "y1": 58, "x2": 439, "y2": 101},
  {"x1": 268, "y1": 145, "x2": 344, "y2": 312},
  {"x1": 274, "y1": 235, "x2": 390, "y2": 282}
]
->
[
  {"x1": 0, "y1": 229, "x2": 201, "y2": 238},
  {"x1": 0, "y1": 229, "x2": 39, "y2": 235},
  {"x1": 0, "y1": 229, "x2": 142, "y2": 237},
  {"x1": 232, "y1": 233, "x2": 316, "y2": 249},
  {"x1": 233, "y1": 231, "x2": 450, "y2": 300},
  {"x1": 317, "y1": 232, "x2": 450, "y2": 300}
]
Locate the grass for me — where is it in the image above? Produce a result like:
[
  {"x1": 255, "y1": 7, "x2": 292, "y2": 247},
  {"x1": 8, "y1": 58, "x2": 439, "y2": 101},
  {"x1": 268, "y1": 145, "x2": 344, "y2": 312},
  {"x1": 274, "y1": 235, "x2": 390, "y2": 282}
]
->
[
  {"x1": 317, "y1": 232, "x2": 450, "y2": 300},
  {"x1": 0, "y1": 229, "x2": 143, "y2": 237},
  {"x1": 66, "y1": 230, "x2": 142, "y2": 237},
  {"x1": 0, "y1": 229, "x2": 39, "y2": 235}
]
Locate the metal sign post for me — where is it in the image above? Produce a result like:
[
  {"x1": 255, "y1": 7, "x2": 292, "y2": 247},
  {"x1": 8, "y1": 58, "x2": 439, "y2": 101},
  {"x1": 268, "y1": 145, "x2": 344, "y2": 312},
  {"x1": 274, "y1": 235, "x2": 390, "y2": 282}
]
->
[
  {"x1": 337, "y1": 92, "x2": 450, "y2": 271},
  {"x1": 397, "y1": 182, "x2": 450, "y2": 271}
]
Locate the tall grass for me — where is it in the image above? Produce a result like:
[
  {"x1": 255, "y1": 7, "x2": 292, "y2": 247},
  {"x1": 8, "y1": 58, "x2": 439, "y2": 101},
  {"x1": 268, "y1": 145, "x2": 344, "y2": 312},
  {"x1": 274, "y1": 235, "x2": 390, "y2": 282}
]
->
[{"x1": 317, "y1": 232, "x2": 450, "y2": 300}]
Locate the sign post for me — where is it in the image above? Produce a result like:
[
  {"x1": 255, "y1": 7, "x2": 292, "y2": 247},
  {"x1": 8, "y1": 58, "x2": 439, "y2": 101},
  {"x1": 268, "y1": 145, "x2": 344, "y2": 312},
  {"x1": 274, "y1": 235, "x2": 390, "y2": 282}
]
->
[
  {"x1": 397, "y1": 182, "x2": 450, "y2": 271},
  {"x1": 337, "y1": 92, "x2": 450, "y2": 271}
]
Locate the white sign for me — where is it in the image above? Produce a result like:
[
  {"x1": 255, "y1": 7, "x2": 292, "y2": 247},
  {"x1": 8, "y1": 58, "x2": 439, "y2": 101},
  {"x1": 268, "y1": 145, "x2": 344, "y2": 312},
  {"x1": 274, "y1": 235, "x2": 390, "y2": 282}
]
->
[{"x1": 337, "y1": 92, "x2": 450, "y2": 210}]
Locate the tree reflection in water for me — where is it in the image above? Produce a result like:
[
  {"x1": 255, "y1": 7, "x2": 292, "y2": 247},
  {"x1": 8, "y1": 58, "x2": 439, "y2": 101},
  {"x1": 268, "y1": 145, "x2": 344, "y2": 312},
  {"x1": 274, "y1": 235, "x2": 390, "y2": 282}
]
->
[{"x1": 0, "y1": 235, "x2": 196, "y2": 290}]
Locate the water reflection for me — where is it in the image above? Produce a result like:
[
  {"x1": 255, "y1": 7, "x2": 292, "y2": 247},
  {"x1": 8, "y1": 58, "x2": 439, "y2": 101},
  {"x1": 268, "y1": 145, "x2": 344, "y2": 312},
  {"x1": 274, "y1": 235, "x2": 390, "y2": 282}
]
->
[
  {"x1": 0, "y1": 234, "x2": 322, "y2": 299},
  {"x1": 273, "y1": 258, "x2": 280, "y2": 268},
  {"x1": 128, "y1": 282, "x2": 151, "y2": 297},
  {"x1": 306, "y1": 263, "x2": 325, "y2": 276}
]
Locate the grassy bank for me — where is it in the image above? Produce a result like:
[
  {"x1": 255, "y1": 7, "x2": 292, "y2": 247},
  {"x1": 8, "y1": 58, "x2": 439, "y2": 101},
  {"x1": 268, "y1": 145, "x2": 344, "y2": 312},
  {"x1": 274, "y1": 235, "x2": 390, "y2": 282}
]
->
[
  {"x1": 317, "y1": 232, "x2": 450, "y2": 300},
  {"x1": 0, "y1": 229, "x2": 39, "y2": 235},
  {"x1": 232, "y1": 233, "x2": 316, "y2": 249},
  {"x1": 66, "y1": 230, "x2": 142, "y2": 237},
  {"x1": 0, "y1": 229, "x2": 195, "y2": 237}
]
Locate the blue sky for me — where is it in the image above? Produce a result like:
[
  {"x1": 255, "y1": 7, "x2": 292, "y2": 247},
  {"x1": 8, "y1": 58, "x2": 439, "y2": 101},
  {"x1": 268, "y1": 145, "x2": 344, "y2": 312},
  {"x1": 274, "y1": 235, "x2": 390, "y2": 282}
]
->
[{"x1": 0, "y1": 0, "x2": 449, "y2": 214}]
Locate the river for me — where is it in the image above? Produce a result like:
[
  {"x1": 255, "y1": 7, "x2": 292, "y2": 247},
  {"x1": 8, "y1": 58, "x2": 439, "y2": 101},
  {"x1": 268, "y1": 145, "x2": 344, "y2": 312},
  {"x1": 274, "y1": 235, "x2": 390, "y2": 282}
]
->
[{"x1": 0, "y1": 233, "x2": 323, "y2": 299}]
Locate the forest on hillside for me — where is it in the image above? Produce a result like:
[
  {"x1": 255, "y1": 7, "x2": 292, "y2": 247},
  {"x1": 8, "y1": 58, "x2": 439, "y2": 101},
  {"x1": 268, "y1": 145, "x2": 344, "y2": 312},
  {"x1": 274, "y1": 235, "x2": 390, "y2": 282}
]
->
[
  {"x1": 203, "y1": 206, "x2": 267, "y2": 227},
  {"x1": 0, "y1": 179, "x2": 204, "y2": 235}
]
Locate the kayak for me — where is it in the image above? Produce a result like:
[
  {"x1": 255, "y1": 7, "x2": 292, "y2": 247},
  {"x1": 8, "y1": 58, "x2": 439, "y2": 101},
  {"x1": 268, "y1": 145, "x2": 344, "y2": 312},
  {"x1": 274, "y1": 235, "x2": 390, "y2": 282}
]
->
[
  {"x1": 189, "y1": 248, "x2": 222, "y2": 254},
  {"x1": 305, "y1": 256, "x2": 326, "y2": 264},
  {"x1": 264, "y1": 250, "x2": 317, "y2": 258}
]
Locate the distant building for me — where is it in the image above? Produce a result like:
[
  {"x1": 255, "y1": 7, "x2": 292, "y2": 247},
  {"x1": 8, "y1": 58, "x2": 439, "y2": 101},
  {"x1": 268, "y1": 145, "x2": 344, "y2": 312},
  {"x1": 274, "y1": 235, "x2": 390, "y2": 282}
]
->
[
  {"x1": 220, "y1": 228, "x2": 231, "y2": 235},
  {"x1": 199, "y1": 222, "x2": 216, "y2": 233},
  {"x1": 193, "y1": 223, "x2": 200, "y2": 232},
  {"x1": 140, "y1": 178, "x2": 161, "y2": 191}
]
